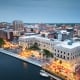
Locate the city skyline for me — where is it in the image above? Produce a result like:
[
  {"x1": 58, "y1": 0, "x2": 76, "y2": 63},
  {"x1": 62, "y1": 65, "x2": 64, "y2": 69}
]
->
[{"x1": 0, "y1": 0, "x2": 80, "y2": 23}]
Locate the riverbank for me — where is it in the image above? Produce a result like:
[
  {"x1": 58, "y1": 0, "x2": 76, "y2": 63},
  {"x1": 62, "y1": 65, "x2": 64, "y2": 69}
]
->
[
  {"x1": 0, "y1": 48, "x2": 42, "y2": 67},
  {"x1": 0, "y1": 48, "x2": 63, "y2": 80}
]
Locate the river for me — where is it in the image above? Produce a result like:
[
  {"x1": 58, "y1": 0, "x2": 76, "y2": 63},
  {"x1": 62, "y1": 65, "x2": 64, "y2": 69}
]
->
[{"x1": 0, "y1": 52, "x2": 51, "y2": 80}]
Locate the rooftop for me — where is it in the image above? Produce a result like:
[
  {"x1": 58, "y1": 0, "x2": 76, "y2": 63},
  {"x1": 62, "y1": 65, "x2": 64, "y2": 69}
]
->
[
  {"x1": 60, "y1": 30, "x2": 70, "y2": 34},
  {"x1": 56, "y1": 40, "x2": 80, "y2": 49},
  {"x1": 19, "y1": 35, "x2": 61, "y2": 43}
]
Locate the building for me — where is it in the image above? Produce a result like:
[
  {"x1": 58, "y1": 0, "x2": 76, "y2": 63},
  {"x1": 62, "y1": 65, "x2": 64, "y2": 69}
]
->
[
  {"x1": 0, "y1": 28, "x2": 14, "y2": 41},
  {"x1": 40, "y1": 31, "x2": 58, "y2": 39},
  {"x1": 19, "y1": 35, "x2": 61, "y2": 53},
  {"x1": 66, "y1": 27, "x2": 74, "y2": 38},
  {"x1": 78, "y1": 30, "x2": 80, "y2": 37},
  {"x1": 24, "y1": 24, "x2": 40, "y2": 33},
  {"x1": 13, "y1": 20, "x2": 24, "y2": 32},
  {"x1": 57, "y1": 30, "x2": 70, "y2": 41},
  {"x1": 54, "y1": 40, "x2": 80, "y2": 64},
  {"x1": 0, "y1": 22, "x2": 9, "y2": 28},
  {"x1": 13, "y1": 31, "x2": 21, "y2": 37},
  {"x1": 24, "y1": 32, "x2": 38, "y2": 36}
]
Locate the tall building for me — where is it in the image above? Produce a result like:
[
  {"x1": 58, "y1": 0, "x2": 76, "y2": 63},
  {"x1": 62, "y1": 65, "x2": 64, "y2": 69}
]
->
[{"x1": 13, "y1": 20, "x2": 24, "y2": 32}]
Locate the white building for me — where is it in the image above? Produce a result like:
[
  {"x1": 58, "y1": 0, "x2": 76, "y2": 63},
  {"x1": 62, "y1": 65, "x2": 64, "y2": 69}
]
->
[
  {"x1": 19, "y1": 35, "x2": 80, "y2": 66},
  {"x1": 54, "y1": 40, "x2": 80, "y2": 64},
  {"x1": 19, "y1": 35, "x2": 61, "y2": 53}
]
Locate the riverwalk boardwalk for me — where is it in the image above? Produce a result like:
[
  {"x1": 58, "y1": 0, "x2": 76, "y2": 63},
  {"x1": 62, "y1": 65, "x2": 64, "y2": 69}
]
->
[{"x1": 0, "y1": 48, "x2": 63, "y2": 80}]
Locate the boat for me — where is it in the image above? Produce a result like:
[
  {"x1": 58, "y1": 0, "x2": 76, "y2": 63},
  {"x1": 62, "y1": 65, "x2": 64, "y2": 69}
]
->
[{"x1": 40, "y1": 70, "x2": 49, "y2": 77}]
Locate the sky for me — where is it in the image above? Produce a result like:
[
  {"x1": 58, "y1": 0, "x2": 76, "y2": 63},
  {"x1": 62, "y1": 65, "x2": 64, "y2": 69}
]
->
[{"x1": 0, "y1": 0, "x2": 80, "y2": 23}]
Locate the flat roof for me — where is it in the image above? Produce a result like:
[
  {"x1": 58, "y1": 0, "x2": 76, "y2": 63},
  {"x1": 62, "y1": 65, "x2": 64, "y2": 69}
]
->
[
  {"x1": 60, "y1": 30, "x2": 70, "y2": 34},
  {"x1": 56, "y1": 40, "x2": 80, "y2": 49},
  {"x1": 19, "y1": 35, "x2": 61, "y2": 43}
]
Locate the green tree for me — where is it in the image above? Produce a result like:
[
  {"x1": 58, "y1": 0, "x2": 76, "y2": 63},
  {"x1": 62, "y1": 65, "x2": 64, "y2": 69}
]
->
[
  {"x1": 0, "y1": 38, "x2": 5, "y2": 48},
  {"x1": 43, "y1": 49, "x2": 53, "y2": 58},
  {"x1": 29, "y1": 42, "x2": 40, "y2": 50}
]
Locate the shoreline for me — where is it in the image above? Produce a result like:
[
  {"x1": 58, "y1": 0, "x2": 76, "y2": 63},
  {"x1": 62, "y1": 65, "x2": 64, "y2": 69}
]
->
[
  {"x1": 0, "y1": 48, "x2": 41, "y2": 67},
  {"x1": 0, "y1": 48, "x2": 63, "y2": 80}
]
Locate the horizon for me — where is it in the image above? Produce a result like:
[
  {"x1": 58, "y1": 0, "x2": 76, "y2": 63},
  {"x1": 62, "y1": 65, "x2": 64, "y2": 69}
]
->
[{"x1": 0, "y1": 20, "x2": 80, "y2": 24}]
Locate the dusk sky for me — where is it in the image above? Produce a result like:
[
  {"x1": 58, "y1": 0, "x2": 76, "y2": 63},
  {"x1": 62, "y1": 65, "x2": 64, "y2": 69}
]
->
[{"x1": 0, "y1": 0, "x2": 80, "y2": 23}]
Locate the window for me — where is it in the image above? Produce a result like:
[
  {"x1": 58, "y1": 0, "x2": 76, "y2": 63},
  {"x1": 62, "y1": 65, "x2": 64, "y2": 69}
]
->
[
  {"x1": 57, "y1": 54, "x2": 59, "y2": 57},
  {"x1": 61, "y1": 51, "x2": 62, "y2": 53},
  {"x1": 55, "y1": 49, "x2": 56, "y2": 51},
  {"x1": 67, "y1": 57, "x2": 69, "y2": 60},
  {"x1": 60, "y1": 55, "x2": 62, "y2": 58},
  {"x1": 63, "y1": 56, "x2": 65, "y2": 59},
  {"x1": 68, "y1": 53, "x2": 69, "y2": 55},
  {"x1": 64, "y1": 52, "x2": 65, "y2": 54},
  {"x1": 58, "y1": 50, "x2": 59, "y2": 52}
]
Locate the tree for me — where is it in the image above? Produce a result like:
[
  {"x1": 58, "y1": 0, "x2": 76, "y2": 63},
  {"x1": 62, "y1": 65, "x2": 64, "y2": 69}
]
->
[
  {"x1": 43, "y1": 49, "x2": 53, "y2": 58},
  {"x1": 29, "y1": 42, "x2": 40, "y2": 50},
  {"x1": 0, "y1": 38, "x2": 5, "y2": 48},
  {"x1": 59, "y1": 60, "x2": 62, "y2": 64}
]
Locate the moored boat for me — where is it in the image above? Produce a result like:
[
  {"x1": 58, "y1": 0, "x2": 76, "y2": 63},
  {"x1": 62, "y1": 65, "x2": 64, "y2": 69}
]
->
[{"x1": 40, "y1": 70, "x2": 49, "y2": 77}]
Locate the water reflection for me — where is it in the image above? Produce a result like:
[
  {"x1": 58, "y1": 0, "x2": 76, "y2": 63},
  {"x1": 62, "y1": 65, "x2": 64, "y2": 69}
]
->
[{"x1": 23, "y1": 62, "x2": 28, "y2": 69}]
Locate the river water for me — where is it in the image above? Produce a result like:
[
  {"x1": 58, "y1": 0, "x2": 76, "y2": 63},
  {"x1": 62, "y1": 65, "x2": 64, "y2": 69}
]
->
[{"x1": 0, "y1": 52, "x2": 51, "y2": 80}]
